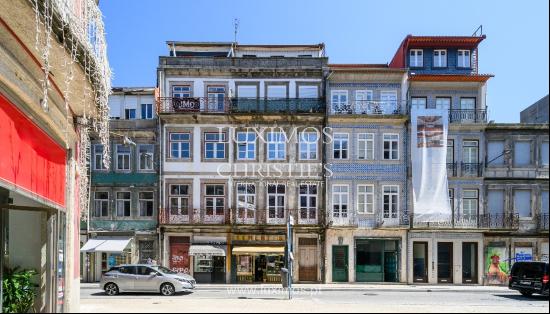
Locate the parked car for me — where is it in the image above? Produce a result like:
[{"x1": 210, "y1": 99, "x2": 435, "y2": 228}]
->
[
  {"x1": 100, "y1": 264, "x2": 196, "y2": 296},
  {"x1": 508, "y1": 262, "x2": 549, "y2": 297}
]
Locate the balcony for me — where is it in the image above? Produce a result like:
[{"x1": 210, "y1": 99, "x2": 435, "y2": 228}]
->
[
  {"x1": 461, "y1": 162, "x2": 484, "y2": 177},
  {"x1": 479, "y1": 213, "x2": 520, "y2": 230},
  {"x1": 536, "y1": 213, "x2": 549, "y2": 232},
  {"x1": 331, "y1": 101, "x2": 406, "y2": 116},
  {"x1": 230, "y1": 98, "x2": 325, "y2": 114},
  {"x1": 157, "y1": 97, "x2": 230, "y2": 114},
  {"x1": 160, "y1": 208, "x2": 228, "y2": 225},
  {"x1": 410, "y1": 213, "x2": 520, "y2": 230},
  {"x1": 447, "y1": 162, "x2": 458, "y2": 177},
  {"x1": 449, "y1": 109, "x2": 487, "y2": 123}
]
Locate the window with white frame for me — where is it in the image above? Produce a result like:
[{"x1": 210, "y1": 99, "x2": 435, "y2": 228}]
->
[
  {"x1": 169, "y1": 185, "x2": 189, "y2": 216},
  {"x1": 267, "y1": 184, "x2": 285, "y2": 219},
  {"x1": 332, "y1": 185, "x2": 349, "y2": 218},
  {"x1": 460, "y1": 98, "x2": 476, "y2": 110},
  {"x1": 331, "y1": 91, "x2": 348, "y2": 113},
  {"x1": 172, "y1": 85, "x2": 191, "y2": 98},
  {"x1": 139, "y1": 145, "x2": 154, "y2": 170},
  {"x1": 236, "y1": 131, "x2": 256, "y2": 160},
  {"x1": 116, "y1": 145, "x2": 131, "y2": 171},
  {"x1": 435, "y1": 97, "x2": 451, "y2": 110},
  {"x1": 204, "y1": 132, "x2": 227, "y2": 160},
  {"x1": 267, "y1": 131, "x2": 287, "y2": 160},
  {"x1": 124, "y1": 108, "x2": 136, "y2": 120},
  {"x1": 380, "y1": 91, "x2": 398, "y2": 114},
  {"x1": 383, "y1": 134, "x2": 399, "y2": 160},
  {"x1": 433, "y1": 49, "x2": 447, "y2": 67},
  {"x1": 462, "y1": 189, "x2": 479, "y2": 219},
  {"x1": 411, "y1": 97, "x2": 427, "y2": 108},
  {"x1": 357, "y1": 133, "x2": 374, "y2": 161},
  {"x1": 299, "y1": 184, "x2": 318, "y2": 221},
  {"x1": 463, "y1": 140, "x2": 479, "y2": 163},
  {"x1": 141, "y1": 103, "x2": 153, "y2": 119},
  {"x1": 207, "y1": 86, "x2": 226, "y2": 112},
  {"x1": 458, "y1": 50, "x2": 471, "y2": 68},
  {"x1": 383, "y1": 185, "x2": 399, "y2": 219},
  {"x1": 205, "y1": 185, "x2": 225, "y2": 216},
  {"x1": 93, "y1": 191, "x2": 109, "y2": 217},
  {"x1": 333, "y1": 133, "x2": 349, "y2": 159},
  {"x1": 355, "y1": 90, "x2": 373, "y2": 113},
  {"x1": 237, "y1": 183, "x2": 256, "y2": 219},
  {"x1": 357, "y1": 185, "x2": 374, "y2": 214},
  {"x1": 542, "y1": 141, "x2": 549, "y2": 166},
  {"x1": 94, "y1": 145, "x2": 107, "y2": 170},
  {"x1": 170, "y1": 133, "x2": 191, "y2": 159},
  {"x1": 116, "y1": 192, "x2": 131, "y2": 217},
  {"x1": 409, "y1": 49, "x2": 423, "y2": 67},
  {"x1": 139, "y1": 192, "x2": 154, "y2": 217},
  {"x1": 299, "y1": 131, "x2": 318, "y2": 160}
]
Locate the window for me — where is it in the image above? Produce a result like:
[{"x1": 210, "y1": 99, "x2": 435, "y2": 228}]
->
[
  {"x1": 141, "y1": 104, "x2": 153, "y2": 119},
  {"x1": 514, "y1": 141, "x2": 531, "y2": 167},
  {"x1": 116, "y1": 192, "x2": 131, "y2": 217},
  {"x1": 355, "y1": 90, "x2": 373, "y2": 113},
  {"x1": 116, "y1": 145, "x2": 131, "y2": 171},
  {"x1": 435, "y1": 97, "x2": 451, "y2": 110},
  {"x1": 358, "y1": 133, "x2": 374, "y2": 161},
  {"x1": 357, "y1": 185, "x2": 374, "y2": 214},
  {"x1": 94, "y1": 145, "x2": 107, "y2": 170},
  {"x1": 458, "y1": 50, "x2": 471, "y2": 68},
  {"x1": 487, "y1": 190, "x2": 505, "y2": 215},
  {"x1": 380, "y1": 91, "x2": 398, "y2": 114},
  {"x1": 487, "y1": 141, "x2": 505, "y2": 166},
  {"x1": 449, "y1": 189, "x2": 454, "y2": 211},
  {"x1": 447, "y1": 140, "x2": 455, "y2": 164},
  {"x1": 460, "y1": 98, "x2": 476, "y2": 110},
  {"x1": 204, "y1": 132, "x2": 227, "y2": 160},
  {"x1": 463, "y1": 140, "x2": 479, "y2": 163},
  {"x1": 383, "y1": 185, "x2": 399, "y2": 219},
  {"x1": 172, "y1": 85, "x2": 191, "y2": 98},
  {"x1": 205, "y1": 185, "x2": 225, "y2": 216},
  {"x1": 237, "y1": 183, "x2": 256, "y2": 219},
  {"x1": 236, "y1": 131, "x2": 256, "y2": 160},
  {"x1": 124, "y1": 108, "x2": 136, "y2": 120},
  {"x1": 514, "y1": 190, "x2": 531, "y2": 218},
  {"x1": 462, "y1": 190, "x2": 478, "y2": 219},
  {"x1": 93, "y1": 192, "x2": 109, "y2": 217},
  {"x1": 299, "y1": 131, "x2": 318, "y2": 160},
  {"x1": 541, "y1": 142, "x2": 549, "y2": 166},
  {"x1": 207, "y1": 86, "x2": 226, "y2": 112},
  {"x1": 139, "y1": 145, "x2": 154, "y2": 170},
  {"x1": 267, "y1": 132, "x2": 287, "y2": 160},
  {"x1": 410, "y1": 49, "x2": 423, "y2": 67},
  {"x1": 331, "y1": 91, "x2": 348, "y2": 113},
  {"x1": 237, "y1": 85, "x2": 257, "y2": 98},
  {"x1": 383, "y1": 134, "x2": 399, "y2": 160},
  {"x1": 298, "y1": 85, "x2": 319, "y2": 99},
  {"x1": 433, "y1": 50, "x2": 447, "y2": 67},
  {"x1": 139, "y1": 192, "x2": 154, "y2": 217},
  {"x1": 411, "y1": 97, "x2": 427, "y2": 108},
  {"x1": 333, "y1": 133, "x2": 349, "y2": 160},
  {"x1": 267, "y1": 184, "x2": 285, "y2": 219},
  {"x1": 299, "y1": 184, "x2": 317, "y2": 220},
  {"x1": 267, "y1": 85, "x2": 287, "y2": 98},
  {"x1": 542, "y1": 191, "x2": 549, "y2": 214},
  {"x1": 332, "y1": 185, "x2": 349, "y2": 218},
  {"x1": 170, "y1": 133, "x2": 191, "y2": 159},
  {"x1": 169, "y1": 185, "x2": 189, "y2": 216}
]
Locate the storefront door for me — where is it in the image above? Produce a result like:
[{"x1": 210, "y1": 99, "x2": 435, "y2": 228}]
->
[
  {"x1": 413, "y1": 242, "x2": 428, "y2": 283},
  {"x1": 462, "y1": 242, "x2": 478, "y2": 283},
  {"x1": 169, "y1": 237, "x2": 190, "y2": 274},
  {"x1": 332, "y1": 246, "x2": 348, "y2": 282},
  {"x1": 437, "y1": 242, "x2": 453, "y2": 283},
  {"x1": 298, "y1": 238, "x2": 318, "y2": 282}
]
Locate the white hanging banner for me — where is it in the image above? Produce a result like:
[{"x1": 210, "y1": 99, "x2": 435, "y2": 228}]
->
[{"x1": 411, "y1": 104, "x2": 451, "y2": 222}]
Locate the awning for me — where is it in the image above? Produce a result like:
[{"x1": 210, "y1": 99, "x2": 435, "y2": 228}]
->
[
  {"x1": 188, "y1": 245, "x2": 226, "y2": 257},
  {"x1": 80, "y1": 238, "x2": 132, "y2": 253},
  {"x1": 232, "y1": 246, "x2": 285, "y2": 254}
]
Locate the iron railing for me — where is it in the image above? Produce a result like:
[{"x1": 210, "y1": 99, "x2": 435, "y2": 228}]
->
[
  {"x1": 410, "y1": 213, "x2": 520, "y2": 230},
  {"x1": 230, "y1": 98, "x2": 325, "y2": 114},
  {"x1": 157, "y1": 97, "x2": 231, "y2": 114},
  {"x1": 449, "y1": 109, "x2": 487, "y2": 123},
  {"x1": 536, "y1": 213, "x2": 549, "y2": 231},
  {"x1": 331, "y1": 100, "x2": 406, "y2": 116},
  {"x1": 478, "y1": 213, "x2": 520, "y2": 230},
  {"x1": 447, "y1": 162, "x2": 458, "y2": 177},
  {"x1": 461, "y1": 162, "x2": 484, "y2": 177}
]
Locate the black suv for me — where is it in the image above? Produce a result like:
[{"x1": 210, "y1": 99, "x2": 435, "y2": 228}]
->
[{"x1": 509, "y1": 262, "x2": 549, "y2": 297}]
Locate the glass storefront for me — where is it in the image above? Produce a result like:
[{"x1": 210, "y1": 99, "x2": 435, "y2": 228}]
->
[
  {"x1": 234, "y1": 252, "x2": 284, "y2": 283},
  {"x1": 356, "y1": 239, "x2": 399, "y2": 282},
  {"x1": 193, "y1": 255, "x2": 226, "y2": 283}
]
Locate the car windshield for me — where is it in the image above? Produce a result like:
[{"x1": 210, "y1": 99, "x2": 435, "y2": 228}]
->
[{"x1": 151, "y1": 266, "x2": 178, "y2": 275}]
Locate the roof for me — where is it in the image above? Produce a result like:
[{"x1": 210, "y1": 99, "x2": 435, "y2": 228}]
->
[
  {"x1": 389, "y1": 35, "x2": 486, "y2": 68},
  {"x1": 166, "y1": 42, "x2": 324, "y2": 49},
  {"x1": 328, "y1": 63, "x2": 407, "y2": 73},
  {"x1": 408, "y1": 74, "x2": 494, "y2": 82},
  {"x1": 111, "y1": 87, "x2": 155, "y2": 95}
]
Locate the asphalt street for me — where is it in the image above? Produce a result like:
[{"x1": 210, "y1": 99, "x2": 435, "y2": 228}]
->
[{"x1": 80, "y1": 284, "x2": 549, "y2": 313}]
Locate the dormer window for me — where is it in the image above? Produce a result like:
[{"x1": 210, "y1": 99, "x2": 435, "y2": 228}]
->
[
  {"x1": 433, "y1": 50, "x2": 447, "y2": 67},
  {"x1": 458, "y1": 50, "x2": 471, "y2": 68},
  {"x1": 410, "y1": 49, "x2": 423, "y2": 67}
]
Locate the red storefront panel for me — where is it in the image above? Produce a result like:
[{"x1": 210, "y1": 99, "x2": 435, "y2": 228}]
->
[
  {"x1": 0, "y1": 93, "x2": 66, "y2": 207},
  {"x1": 169, "y1": 236, "x2": 190, "y2": 274}
]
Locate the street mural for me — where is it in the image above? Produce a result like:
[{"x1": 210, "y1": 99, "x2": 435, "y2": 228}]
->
[{"x1": 485, "y1": 247, "x2": 509, "y2": 285}]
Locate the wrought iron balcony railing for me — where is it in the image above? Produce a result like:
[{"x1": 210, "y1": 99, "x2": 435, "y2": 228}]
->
[
  {"x1": 461, "y1": 162, "x2": 484, "y2": 177},
  {"x1": 410, "y1": 213, "x2": 520, "y2": 230},
  {"x1": 331, "y1": 100, "x2": 406, "y2": 116},
  {"x1": 447, "y1": 162, "x2": 458, "y2": 177},
  {"x1": 536, "y1": 213, "x2": 549, "y2": 231},
  {"x1": 479, "y1": 213, "x2": 520, "y2": 230},
  {"x1": 449, "y1": 109, "x2": 487, "y2": 123},
  {"x1": 157, "y1": 97, "x2": 231, "y2": 114},
  {"x1": 230, "y1": 98, "x2": 325, "y2": 114}
]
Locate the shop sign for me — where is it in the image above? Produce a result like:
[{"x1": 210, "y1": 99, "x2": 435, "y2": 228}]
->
[{"x1": 515, "y1": 247, "x2": 533, "y2": 262}]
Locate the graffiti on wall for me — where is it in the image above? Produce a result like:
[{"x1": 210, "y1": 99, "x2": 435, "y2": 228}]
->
[{"x1": 486, "y1": 247, "x2": 509, "y2": 285}]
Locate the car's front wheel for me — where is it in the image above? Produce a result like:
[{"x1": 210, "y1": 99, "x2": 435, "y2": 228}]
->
[
  {"x1": 160, "y1": 283, "x2": 176, "y2": 296},
  {"x1": 520, "y1": 290, "x2": 533, "y2": 297},
  {"x1": 104, "y1": 283, "x2": 119, "y2": 296}
]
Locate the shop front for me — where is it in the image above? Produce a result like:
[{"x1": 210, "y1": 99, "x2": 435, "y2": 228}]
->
[
  {"x1": 80, "y1": 237, "x2": 133, "y2": 282},
  {"x1": 188, "y1": 236, "x2": 227, "y2": 284},
  {"x1": 355, "y1": 239, "x2": 400, "y2": 283}
]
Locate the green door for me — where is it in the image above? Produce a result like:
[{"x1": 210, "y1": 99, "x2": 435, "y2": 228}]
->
[{"x1": 332, "y1": 246, "x2": 348, "y2": 282}]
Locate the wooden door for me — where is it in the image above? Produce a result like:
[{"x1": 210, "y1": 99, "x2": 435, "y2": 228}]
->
[
  {"x1": 299, "y1": 238, "x2": 318, "y2": 282},
  {"x1": 169, "y1": 237, "x2": 190, "y2": 274},
  {"x1": 332, "y1": 246, "x2": 349, "y2": 282}
]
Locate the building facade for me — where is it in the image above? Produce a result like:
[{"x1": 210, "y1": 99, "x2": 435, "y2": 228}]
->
[
  {"x1": 520, "y1": 95, "x2": 549, "y2": 124},
  {"x1": 157, "y1": 43, "x2": 328, "y2": 284},
  {"x1": 1, "y1": 0, "x2": 111, "y2": 312},
  {"x1": 82, "y1": 88, "x2": 159, "y2": 282}
]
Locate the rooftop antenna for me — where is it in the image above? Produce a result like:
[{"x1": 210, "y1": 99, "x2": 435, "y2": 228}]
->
[
  {"x1": 472, "y1": 25, "x2": 483, "y2": 37},
  {"x1": 233, "y1": 18, "x2": 240, "y2": 45}
]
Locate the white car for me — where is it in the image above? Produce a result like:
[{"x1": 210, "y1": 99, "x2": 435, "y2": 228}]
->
[{"x1": 100, "y1": 264, "x2": 196, "y2": 296}]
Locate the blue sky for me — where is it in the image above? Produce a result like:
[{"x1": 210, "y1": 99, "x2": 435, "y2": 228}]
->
[{"x1": 100, "y1": 0, "x2": 549, "y2": 123}]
